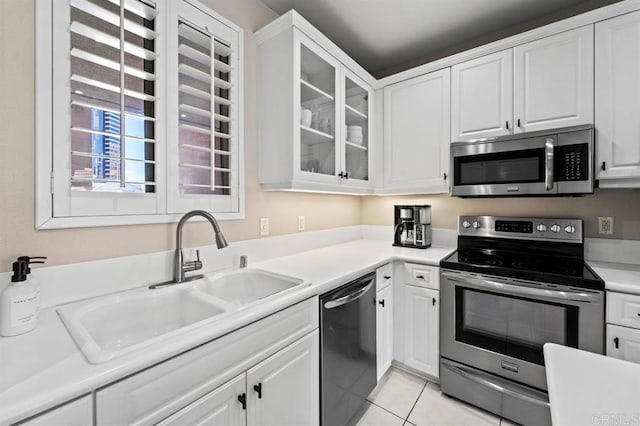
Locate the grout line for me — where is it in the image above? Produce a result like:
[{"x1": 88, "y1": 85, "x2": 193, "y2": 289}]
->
[
  {"x1": 403, "y1": 379, "x2": 428, "y2": 424},
  {"x1": 370, "y1": 401, "x2": 408, "y2": 423}
]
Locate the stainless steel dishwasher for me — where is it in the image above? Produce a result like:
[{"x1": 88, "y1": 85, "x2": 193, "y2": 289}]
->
[{"x1": 320, "y1": 272, "x2": 377, "y2": 426}]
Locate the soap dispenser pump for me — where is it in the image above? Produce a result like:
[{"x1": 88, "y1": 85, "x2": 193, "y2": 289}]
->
[{"x1": 0, "y1": 256, "x2": 46, "y2": 337}]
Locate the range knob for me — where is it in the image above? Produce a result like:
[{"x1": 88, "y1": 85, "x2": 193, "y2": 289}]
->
[
  {"x1": 550, "y1": 224, "x2": 561, "y2": 233},
  {"x1": 472, "y1": 221, "x2": 481, "y2": 229},
  {"x1": 462, "y1": 220, "x2": 471, "y2": 229},
  {"x1": 564, "y1": 225, "x2": 576, "y2": 234},
  {"x1": 536, "y1": 224, "x2": 547, "y2": 232}
]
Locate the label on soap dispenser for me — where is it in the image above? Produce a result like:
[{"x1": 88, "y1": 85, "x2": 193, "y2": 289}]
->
[{"x1": 10, "y1": 294, "x2": 37, "y2": 328}]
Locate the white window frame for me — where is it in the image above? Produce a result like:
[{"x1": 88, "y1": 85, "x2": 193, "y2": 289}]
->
[{"x1": 35, "y1": 0, "x2": 244, "y2": 229}]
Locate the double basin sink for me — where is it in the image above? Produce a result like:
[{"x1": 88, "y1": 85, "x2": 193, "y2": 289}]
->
[{"x1": 58, "y1": 269, "x2": 309, "y2": 364}]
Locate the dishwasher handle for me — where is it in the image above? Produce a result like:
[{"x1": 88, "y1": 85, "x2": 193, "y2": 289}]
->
[{"x1": 324, "y1": 281, "x2": 373, "y2": 309}]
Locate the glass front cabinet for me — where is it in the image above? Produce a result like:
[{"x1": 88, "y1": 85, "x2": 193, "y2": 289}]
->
[{"x1": 257, "y1": 23, "x2": 374, "y2": 194}]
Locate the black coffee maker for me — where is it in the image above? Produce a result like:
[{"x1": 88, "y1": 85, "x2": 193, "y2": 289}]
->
[{"x1": 393, "y1": 205, "x2": 431, "y2": 249}]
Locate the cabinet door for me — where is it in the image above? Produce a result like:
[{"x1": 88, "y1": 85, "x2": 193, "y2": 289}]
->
[
  {"x1": 376, "y1": 284, "x2": 394, "y2": 381},
  {"x1": 403, "y1": 285, "x2": 439, "y2": 378},
  {"x1": 383, "y1": 68, "x2": 450, "y2": 193},
  {"x1": 158, "y1": 374, "x2": 246, "y2": 426},
  {"x1": 20, "y1": 395, "x2": 92, "y2": 426},
  {"x1": 514, "y1": 26, "x2": 593, "y2": 133},
  {"x1": 246, "y1": 330, "x2": 319, "y2": 426},
  {"x1": 596, "y1": 11, "x2": 640, "y2": 182},
  {"x1": 341, "y1": 66, "x2": 373, "y2": 188},
  {"x1": 607, "y1": 324, "x2": 640, "y2": 364},
  {"x1": 451, "y1": 49, "x2": 513, "y2": 141},
  {"x1": 295, "y1": 31, "x2": 341, "y2": 184}
]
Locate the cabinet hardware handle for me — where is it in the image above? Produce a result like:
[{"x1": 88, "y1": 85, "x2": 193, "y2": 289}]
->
[
  {"x1": 384, "y1": 275, "x2": 391, "y2": 280},
  {"x1": 345, "y1": 171, "x2": 349, "y2": 180},
  {"x1": 443, "y1": 173, "x2": 447, "y2": 181},
  {"x1": 517, "y1": 118, "x2": 521, "y2": 127},
  {"x1": 506, "y1": 121, "x2": 509, "y2": 130},
  {"x1": 338, "y1": 171, "x2": 344, "y2": 179},
  {"x1": 238, "y1": 393, "x2": 247, "y2": 410},
  {"x1": 379, "y1": 299, "x2": 385, "y2": 307},
  {"x1": 253, "y1": 382, "x2": 262, "y2": 399},
  {"x1": 614, "y1": 337, "x2": 619, "y2": 349},
  {"x1": 432, "y1": 297, "x2": 436, "y2": 306},
  {"x1": 601, "y1": 161, "x2": 606, "y2": 171},
  {"x1": 416, "y1": 275, "x2": 425, "y2": 279}
]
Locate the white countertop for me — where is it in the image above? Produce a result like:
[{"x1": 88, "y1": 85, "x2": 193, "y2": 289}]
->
[
  {"x1": 0, "y1": 239, "x2": 454, "y2": 424},
  {"x1": 544, "y1": 343, "x2": 640, "y2": 426},
  {"x1": 588, "y1": 260, "x2": 640, "y2": 294}
]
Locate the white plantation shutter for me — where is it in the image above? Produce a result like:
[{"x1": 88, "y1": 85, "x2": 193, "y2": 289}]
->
[
  {"x1": 52, "y1": 0, "x2": 166, "y2": 217},
  {"x1": 167, "y1": 0, "x2": 241, "y2": 214}
]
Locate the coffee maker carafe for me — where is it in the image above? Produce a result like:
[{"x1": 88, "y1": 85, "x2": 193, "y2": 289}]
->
[{"x1": 393, "y1": 205, "x2": 431, "y2": 249}]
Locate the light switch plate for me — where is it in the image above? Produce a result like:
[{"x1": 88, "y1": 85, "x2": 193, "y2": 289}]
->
[{"x1": 260, "y1": 217, "x2": 269, "y2": 236}]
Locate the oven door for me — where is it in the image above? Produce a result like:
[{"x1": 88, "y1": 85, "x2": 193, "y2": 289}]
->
[
  {"x1": 440, "y1": 270, "x2": 604, "y2": 390},
  {"x1": 451, "y1": 136, "x2": 556, "y2": 197}
]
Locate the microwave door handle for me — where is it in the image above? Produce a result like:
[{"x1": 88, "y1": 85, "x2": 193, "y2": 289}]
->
[
  {"x1": 545, "y1": 137, "x2": 554, "y2": 191},
  {"x1": 442, "y1": 272, "x2": 600, "y2": 303}
]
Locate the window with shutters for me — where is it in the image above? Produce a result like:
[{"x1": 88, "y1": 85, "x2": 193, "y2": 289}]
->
[{"x1": 36, "y1": 0, "x2": 244, "y2": 228}]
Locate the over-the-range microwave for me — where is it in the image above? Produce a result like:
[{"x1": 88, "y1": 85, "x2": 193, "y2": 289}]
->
[{"x1": 450, "y1": 125, "x2": 594, "y2": 197}]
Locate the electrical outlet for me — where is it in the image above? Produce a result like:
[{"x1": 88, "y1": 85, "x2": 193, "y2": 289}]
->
[
  {"x1": 298, "y1": 215, "x2": 305, "y2": 232},
  {"x1": 260, "y1": 217, "x2": 269, "y2": 236},
  {"x1": 598, "y1": 217, "x2": 614, "y2": 235}
]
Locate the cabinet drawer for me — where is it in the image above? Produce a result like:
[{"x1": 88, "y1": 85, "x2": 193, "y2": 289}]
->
[
  {"x1": 607, "y1": 324, "x2": 640, "y2": 364},
  {"x1": 607, "y1": 292, "x2": 640, "y2": 328},
  {"x1": 376, "y1": 263, "x2": 393, "y2": 291},
  {"x1": 20, "y1": 395, "x2": 92, "y2": 426},
  {"x1": 400, "y1": 263, "x2": 439, "y2": 290},
  {"x1": 96, "y1": 298, "x2": 318, "y2": 425}
]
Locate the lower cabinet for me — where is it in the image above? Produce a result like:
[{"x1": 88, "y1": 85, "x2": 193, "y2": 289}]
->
[
  {"x1": 607, "y1": 324, "x2": 640, "y2": 363},
  {"x1": 376, "y1": 282, "x2": 394, "y2": 380},
  {"x1": 161, "y1": 330, "x2": 319, "y2": 426},
  {"x1": 402, "y1": 284, "x2": 439, "y2": 378}
]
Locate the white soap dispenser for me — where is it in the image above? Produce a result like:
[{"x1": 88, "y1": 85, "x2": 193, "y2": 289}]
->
[{"x1": 0, "y1": 256, "x2": 46, "y2": 337}]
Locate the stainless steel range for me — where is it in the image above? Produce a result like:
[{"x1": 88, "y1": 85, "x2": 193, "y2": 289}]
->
[{"x1": 439, "y1": 216, "x2": 605, "y2": 426}]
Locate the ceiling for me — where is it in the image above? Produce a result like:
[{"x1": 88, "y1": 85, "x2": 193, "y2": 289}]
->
[{"x1": 260, "y1": 0, "x2": 620, "y2": 77}]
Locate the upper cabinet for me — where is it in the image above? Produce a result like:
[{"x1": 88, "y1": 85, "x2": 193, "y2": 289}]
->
[
  {"x1": 383, "y1": 69, "x2": 450, "y2": 194},
  {"x1": 451, "y1": 26, "x2": 593, "y2": 141},
  {"x1": 514, "y1": 26, "x2": 594, "y2": 133},
  {"x1": 451, "y1": 50, "x2": 513, "y2": 141},
  {"x1": 256, "y1": 15, "x2": 375, "y2": 194},
  {"x1": 596, "y1": 10, "x2": 640, "y2": 187}
]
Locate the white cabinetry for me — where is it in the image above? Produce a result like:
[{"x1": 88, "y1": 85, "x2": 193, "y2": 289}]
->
[
  {"x1": 257, "y1": 17, "x2": 374, "y2": 194},
  {"x1": 451, "y1": 49, "x2": 513, "y2": 141},
  {"x1": 246, "y1": 331, "x2": 319, "y2": 426},
  {"x1": 383, "y1": 69, "x2": 450, "y2": 194},
  {"x1": 451, "y1": 26, "x2": 593, "y2": 141},
  {"x1": 393, "y1": 263, "x2": 440, "y2": 379},
  {"x1": 376, "y1": 263, "x2": 394, "y2": 380},
  {"x1": 514, "y1": 26, "x2": 593, "y2": 133},
  {"x1": 19, "y1": 395, "x2": 92, "y2": 426},
  {"x1": 596, "y1": 10, "x2": 640, "y2": 186},
  {"x1": 96, "y1": 298, "x2": 318, "y2": 425},
  {"x1": 607, "y1": 291, "x2": 640, "y2": 363},
  {"x1": 402, "y1": 285, "x2": 439, "y2": 377}
]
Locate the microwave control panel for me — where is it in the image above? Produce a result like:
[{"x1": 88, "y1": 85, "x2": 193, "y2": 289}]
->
[{"x1": 555, "y1": 144, "x2": 588, "y2": 181}]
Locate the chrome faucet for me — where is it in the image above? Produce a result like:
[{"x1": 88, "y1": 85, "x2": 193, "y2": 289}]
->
[{"x1": 150, "y1": 210, "x2": 228, "y2": 289}]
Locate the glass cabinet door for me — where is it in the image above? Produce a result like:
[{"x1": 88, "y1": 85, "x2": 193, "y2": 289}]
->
[
  {"x1": 297, "y1": 37, "x2": 339, "y2": 179},
  {"x1": 342, "y1": 70, "x2": 370, "y2": 184}
]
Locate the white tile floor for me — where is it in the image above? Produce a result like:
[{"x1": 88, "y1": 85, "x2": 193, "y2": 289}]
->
[{"x1": 356, "y1": 367, "x2": 520, "y2": 426}]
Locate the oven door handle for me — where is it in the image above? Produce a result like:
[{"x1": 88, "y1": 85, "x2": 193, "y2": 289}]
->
[
  {"x1": 442, "y1": 272, "x2": 601, "y2": 303},
  {"x1": 545, "y1": 137, "x2": 554, "y2": 191},
  {"x1": 441, "y1": 360, "x2": 550, "y2": 408}
]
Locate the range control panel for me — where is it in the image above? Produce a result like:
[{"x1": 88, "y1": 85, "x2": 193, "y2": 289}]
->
[{"x1": 459, "y1": 216, "x2": 583, "y2": 242}]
